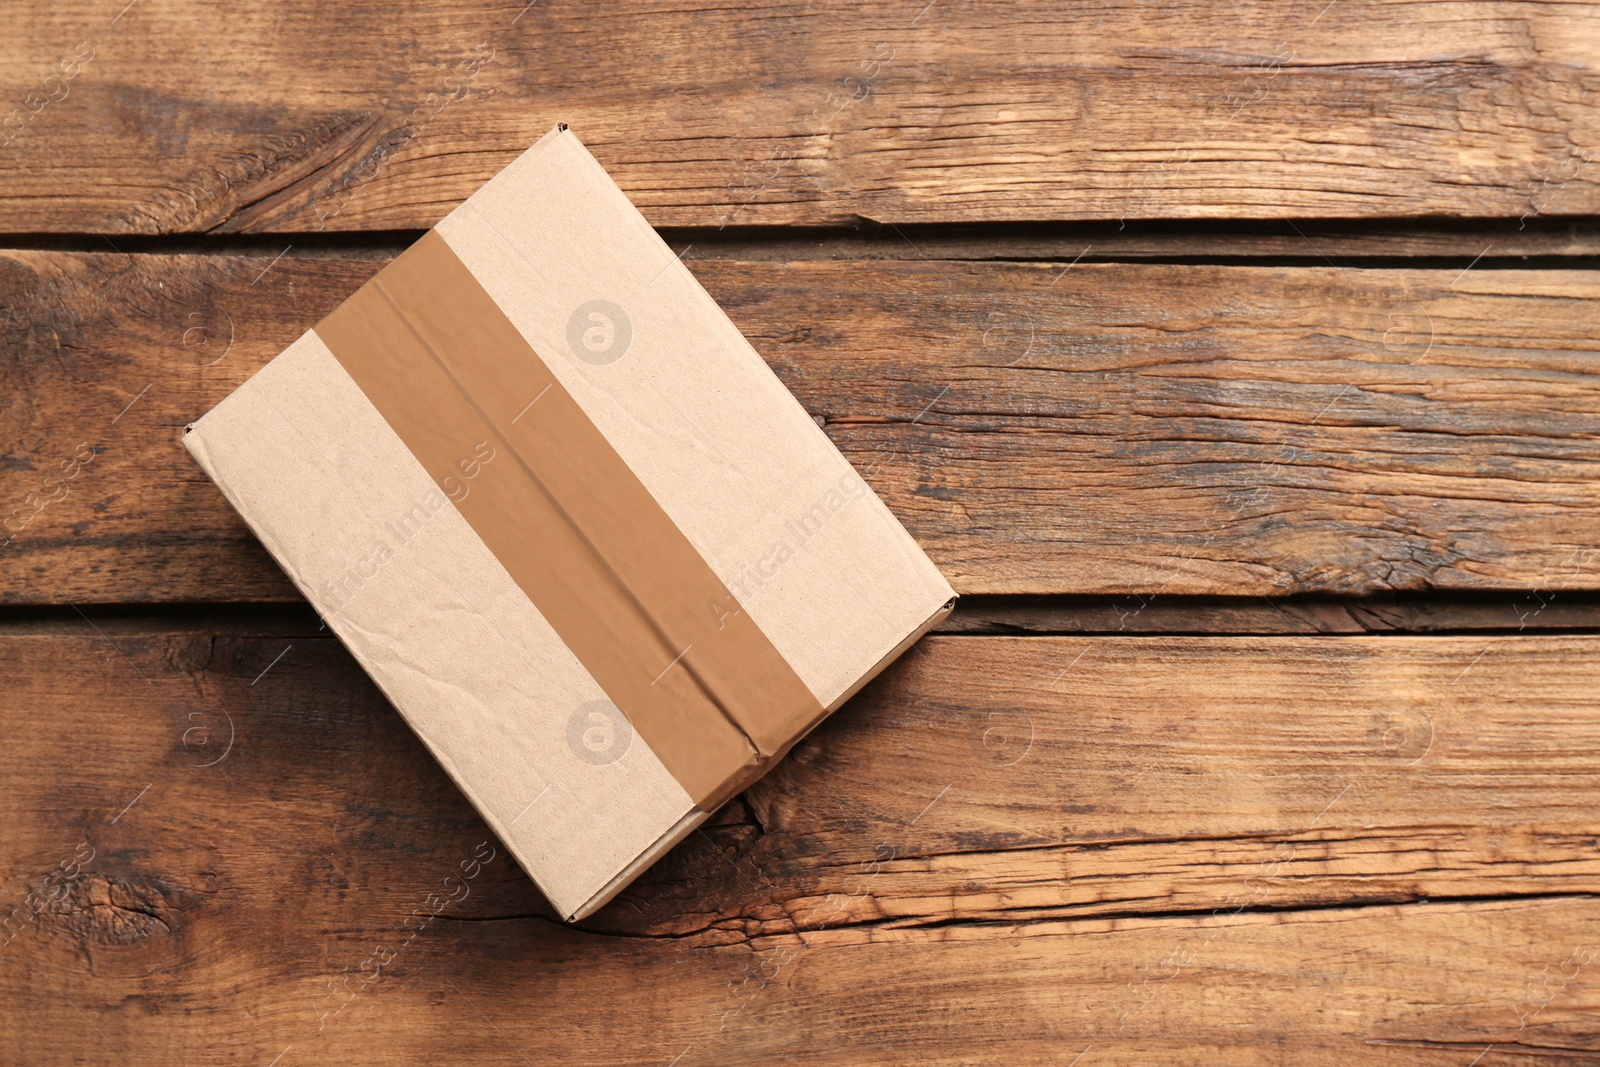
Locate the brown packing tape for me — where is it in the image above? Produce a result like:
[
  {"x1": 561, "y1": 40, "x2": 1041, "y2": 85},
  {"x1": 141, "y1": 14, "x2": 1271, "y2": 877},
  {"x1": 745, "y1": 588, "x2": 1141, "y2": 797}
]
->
[{"x1": 315, "y1": 231, "x2": 824, "y2": 810}]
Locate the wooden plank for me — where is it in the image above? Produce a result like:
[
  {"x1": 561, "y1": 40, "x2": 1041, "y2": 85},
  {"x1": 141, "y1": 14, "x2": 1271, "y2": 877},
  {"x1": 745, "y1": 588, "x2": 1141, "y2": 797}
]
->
[
  {"x1": 2, "y1": 1, "x2": 1598, "y2": 232},
  {"x1": 10, "y1": 895, "x2": 1600, "y2": 1064},
  {"x1": 3, "y1": 250, "x2": 1598, "y2": 603},
  {"x1": 623, "y1": 633, "x2": 1600, "y2": 934},
  {"x1": 2, "y1": 630, "x2": 1598, "y2": 1062}
]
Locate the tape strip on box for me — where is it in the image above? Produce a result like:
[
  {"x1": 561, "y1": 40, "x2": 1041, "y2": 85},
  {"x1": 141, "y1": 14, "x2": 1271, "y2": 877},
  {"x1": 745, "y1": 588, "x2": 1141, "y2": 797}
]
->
[{"x1": 314, "y1": 230, "x2": 824, "y2": 810}]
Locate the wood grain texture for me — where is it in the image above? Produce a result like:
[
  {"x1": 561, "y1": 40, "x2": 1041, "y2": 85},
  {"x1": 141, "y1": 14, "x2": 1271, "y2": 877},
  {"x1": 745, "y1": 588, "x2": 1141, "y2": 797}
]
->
[
  {"x1": 2, "y1": 1, "x2": 1598, "y2": 232},
  {"x1": 2, "y1": 250, "x2": 1597, "y2": 603},
  {"x1": 2, "y1": 630, "x2": 1598, "y2": 1063}
]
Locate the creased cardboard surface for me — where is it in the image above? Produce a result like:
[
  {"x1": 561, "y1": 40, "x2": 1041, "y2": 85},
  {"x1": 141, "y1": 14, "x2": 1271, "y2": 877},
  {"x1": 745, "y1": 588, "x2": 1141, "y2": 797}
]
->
[
  {"x1": 314, "y1": 230, "x2": 823, "y2": 808},
  {"x1": 437, "y1": 130, "x2": 955, "y2": 708},
  {"x1": 184, "y1": 332, "x2": 695, "y2": 919},
  {"x1": 183, "y1": 125, "x2": 956, "y2": 920}
]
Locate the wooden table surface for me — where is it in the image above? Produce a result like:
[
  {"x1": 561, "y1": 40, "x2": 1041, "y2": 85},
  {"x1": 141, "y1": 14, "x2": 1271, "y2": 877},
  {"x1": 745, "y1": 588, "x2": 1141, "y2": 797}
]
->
[{"x1": 4, "y1": 2, "x2": 1600, "y2": 1063}]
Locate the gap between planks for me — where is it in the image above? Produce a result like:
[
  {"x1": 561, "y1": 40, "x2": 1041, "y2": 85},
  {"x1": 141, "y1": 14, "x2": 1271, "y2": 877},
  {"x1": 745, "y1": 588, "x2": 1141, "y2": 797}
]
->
[
  {"x1": 0, "y1": 592, "x2": 1596, "y2": 637},
  {"x1": 3, "y1": 217, "x2": 1600, "y2": 265}
]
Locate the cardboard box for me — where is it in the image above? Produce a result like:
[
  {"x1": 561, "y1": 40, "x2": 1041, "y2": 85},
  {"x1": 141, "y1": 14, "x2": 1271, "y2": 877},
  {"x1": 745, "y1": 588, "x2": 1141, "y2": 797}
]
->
[{"x1": 183, "y1": 124, "x2": 955, "y2": 920}]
